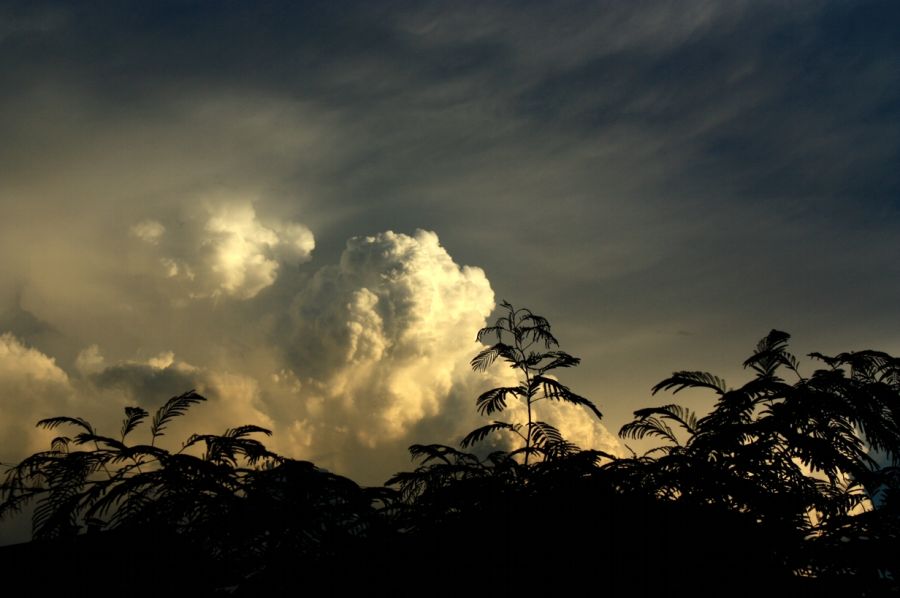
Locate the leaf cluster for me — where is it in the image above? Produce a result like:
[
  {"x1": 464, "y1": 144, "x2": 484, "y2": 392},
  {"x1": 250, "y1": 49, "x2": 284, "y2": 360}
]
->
[
  {"x1": 464, "y1": 301, "x2": 603, "y2": 463},
  {"x1": 615, "y1": 330, "x2": 900, "y2": 587},
  {"x1": 0, "y1": 390, "x2": 386, "y2": 581},
  {"x1": 2, "y1": 319, "x2": 898, "y2": 595}
]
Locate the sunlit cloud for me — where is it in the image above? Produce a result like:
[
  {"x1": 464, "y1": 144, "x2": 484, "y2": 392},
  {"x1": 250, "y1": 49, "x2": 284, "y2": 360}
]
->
[
  {"x1": 0, "y1": 334, "x2": 71, "y2": 460},
  {"x1": 73, "y1": 347, "x2": 273, "y2": 449},
  {"x1": 280, "y1": 230, "x2": 496, "y2": 447},
  {"x1": 1, "y1": 0, "x2": 895, "y2": 498},
  {"x1": 273, "y1": 229, "x2": 621, "y2": 470},
  {"x1": 129, "y1": 219, "x2": 165, "y2": 245},
  {"x1": 132, "y1": 202, "x2": 315, "y2": 300},
  {"x1": 0, "y1": 223, "x2": 621, "y2": 483}
]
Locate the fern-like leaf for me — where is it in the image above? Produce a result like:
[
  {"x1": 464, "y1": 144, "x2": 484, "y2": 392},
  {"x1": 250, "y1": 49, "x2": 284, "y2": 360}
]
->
[
  {"x1": 537, "y1": 351, "x2": 581, "y2": 373},
  {"x1": 476, "y1": 325, "x2": 505, "y2": 343},
  {"x1": 620, "y1": 413, "x2": 679, "y2": 446},
  {"x1": 519, "y1": 317, "x2": 558, "y2": 348},
  {"x1": 121, "y1": 406, "x2": 149, "y2": 440},
  {"x1": 73, "y1": 433, "x2": 127, "y2": 451},
  {"x1": 530, "y1": 421, "x2": 564, "y2": 448},
  {"x1": 470, "y1": 343, "x2": 516, "y2": 372},
  {"x1": 743, "y1": 329, "x2": 792, "y2": 376},
  {"x1": 151, "y1": 390, "x2": 206, "y2": 443},
  {"x1": 407, "y1": 444, "x2": 472, "y2": 466},
  {"x1": 621, "y1": 404, "x2": 698, "y2": 443},
  {"x1": 224, "y1": 425, "x2": 273, "y2": 439},
  {"x1": 50, "y1": 437, "x2": 71, "y2": 453},
  {"x1": 534, "y1": 376, "x2": 603, "y2": 420},
  {"x1": 475, "y1": 386, "x2": 524, "y2": 416},
  {"x1": 460, "y1": 422, "x2": 518, "y2": 448},
  {"x1": 36, "y1": 417, "x2": 94, "y2": 435},
  {"x1": 652, "y1": 371, "x2": 728, "y2": 396},
  {"x1": 658, "y1": 404, "x2": 699, "y2": 435}
]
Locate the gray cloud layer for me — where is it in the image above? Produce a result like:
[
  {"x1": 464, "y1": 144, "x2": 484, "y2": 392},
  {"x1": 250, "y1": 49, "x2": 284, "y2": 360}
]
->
[{"x1": 1, "y1": 1, "x2": 898, "y2": 494}]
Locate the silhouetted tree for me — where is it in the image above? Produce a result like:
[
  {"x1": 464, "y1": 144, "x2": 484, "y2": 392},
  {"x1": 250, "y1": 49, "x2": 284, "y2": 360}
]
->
[
  {"x1": 0, "y1": 390, "x2": 387, "y2": 595},
  {"x1": 617, "y1": 330, "x2": 900, "y2": 593},
  {"x1": 3, "y1": 311, "x2": 898, "y2": 596},
  {"x1": 0, "y1": 391, "x2": 282, "y2": 539},
  {"x1": 464, "y1": 300, "x2": 603, "y2": 464}
]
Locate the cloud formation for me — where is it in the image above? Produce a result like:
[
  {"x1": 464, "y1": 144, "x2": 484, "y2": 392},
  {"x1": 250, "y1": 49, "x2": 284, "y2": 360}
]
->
[
  {"x1": 274, "y1": 229, "x2": 620, "y2": 472},
  {"x1": 1, "y1": 0, "x2": 896, "y2": 495},
  {"x1": 0, "y1": 224, "x2": 619, "y2": 484},
  {"x1": 131, "y1": 203, "x2": 315, "y2": 300},
  {"x1": 81, "y1": 347, "x2": 275, "y2": 447},
  {"x1": 308, "y1": 232, "x2": 490, "y2": 422},
  {"x1": 276, "y1": 230, "x2": 498, "y2": 466},
  {"x1": 0, "y1": 334, "x2": 71, "y2": 460}
]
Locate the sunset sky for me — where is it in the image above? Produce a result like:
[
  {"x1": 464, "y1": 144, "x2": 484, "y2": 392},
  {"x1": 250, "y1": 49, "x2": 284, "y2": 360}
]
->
[{"x1": 1, "y1": 0, "x2": 899, "y2": 498}]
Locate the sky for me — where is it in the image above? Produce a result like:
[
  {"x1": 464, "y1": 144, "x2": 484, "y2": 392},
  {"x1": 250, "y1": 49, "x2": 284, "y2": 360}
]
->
[{"x1": 1, "y1": 0, "x2": 899, "y2": 504}]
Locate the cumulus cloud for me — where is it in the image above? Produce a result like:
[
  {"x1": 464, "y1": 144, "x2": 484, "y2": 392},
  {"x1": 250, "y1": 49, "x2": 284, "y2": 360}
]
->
[
  {"x1": 132, "y1": 202, "x2": 315, "y2": 300},
  {"x1": 0, "y1": 223, "x2": 621, "y2": 489},
  {"x1": 0, "y1": 334, "x2": 72, "y2": 460},
  {"x1": 81, "y1": 347, "x2": 198, "y2": 404},
  {"x1": 129, "y1": 219, "x2": 165, "y2": 245},
  {"x1": 281, "y1": 230, "x2": 495, "y2": 446},
  {"x1": 265, "y1": 229, "x2": 621, "y2": 476}
]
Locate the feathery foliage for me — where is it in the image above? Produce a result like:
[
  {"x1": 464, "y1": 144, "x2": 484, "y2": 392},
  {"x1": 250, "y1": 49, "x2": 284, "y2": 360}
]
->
[
  {"x1": 0, "y1": 391, "x2": 383, "y2": 575},
  {"x1": 464, "y1": 300, "x2": 603, "y2": 464},
  {"x1": 2, "y1": 314, "x2": 899, "y2": 595},
  {"x1": 150, "y1": 390, "x2": 206, "y2": 444},
  {"x1": 616, "y1": 330, "x2": 900, "y2": 589}
]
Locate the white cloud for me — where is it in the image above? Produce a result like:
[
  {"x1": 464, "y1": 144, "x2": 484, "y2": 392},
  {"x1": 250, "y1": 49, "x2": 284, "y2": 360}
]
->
[
  {"x1": 132, "y1": 202, "x2": 315, "y2": 300},
  {"x1": 0, "y1": 333, "x2": 72, "y2": 460},
  {"x1": 118, "y1": 228, "x2": 620, "y2": 476},
  {"x1": 129, "y1": 219, "x2": 165, "y2": 244},
  {"x1": 263, "y1": 229, "x2": 622, "y2": 480},
  {"x1": 282, "y1": 230, "x2": 496, "y2": 451},
  {"x1": 74, "y1": 344, "x2": 104, "y2": 375},
  {"x1": 1, "y1": 227, "x2": 620, "y2": 487},
  {"x1": 202, "y1": 204, "x2": 281, "y2": 298},
  {"x1": 270, "y1": 222, "x2": 317, "y2": 264}
]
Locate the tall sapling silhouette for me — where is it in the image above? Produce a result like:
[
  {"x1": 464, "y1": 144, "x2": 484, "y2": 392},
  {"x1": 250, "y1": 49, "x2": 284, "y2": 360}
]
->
[{"x1": 464, "y1": 301, "x2": 603, "y2": 465}]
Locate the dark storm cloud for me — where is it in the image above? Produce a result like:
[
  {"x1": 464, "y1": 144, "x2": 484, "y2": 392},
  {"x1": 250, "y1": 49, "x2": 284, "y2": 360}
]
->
[
  {"x1": 90, "y1": 362, "x2": 198, "y2": 406},
  {"x1": 0, "y1": 299, "x2": 58, "y2": 348}
]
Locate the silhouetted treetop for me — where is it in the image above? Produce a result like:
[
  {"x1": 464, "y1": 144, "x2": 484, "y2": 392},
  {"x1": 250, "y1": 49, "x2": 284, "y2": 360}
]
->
[
  {"x1": 463, "y1": 301, "x2": 603, "y2": 464},
  {"x1": 1, "y1": 313, "x2": 898, "y2": 596}
]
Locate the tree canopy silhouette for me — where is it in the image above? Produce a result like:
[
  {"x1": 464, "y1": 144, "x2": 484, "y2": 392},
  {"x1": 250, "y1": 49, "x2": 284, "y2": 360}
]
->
[
  {"x1": 614, "y1": 330, "x2": 900, "y2": 592},
  {"x1": 1, "y1": 308, "x2": 898, "y2": 596},
  {"x1": 0, "y1": 390, "x2": 388, "y2": 594}
]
